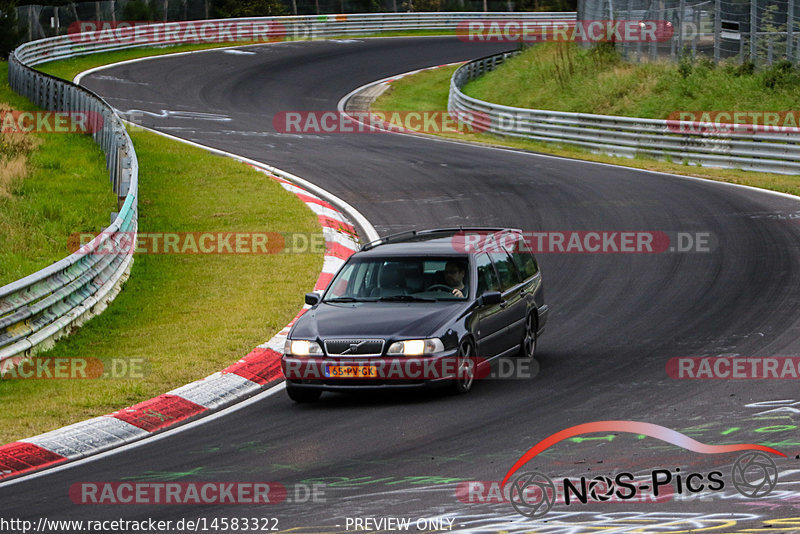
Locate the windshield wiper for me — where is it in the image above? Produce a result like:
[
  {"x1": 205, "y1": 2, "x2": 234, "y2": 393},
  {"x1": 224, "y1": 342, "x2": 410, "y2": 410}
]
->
[
  {"x1": 324, "y1": 297, "x2": 374, "y2": 303},
  {"x1": 378, "y1": 295, "x2": 437, "y2": 302}
]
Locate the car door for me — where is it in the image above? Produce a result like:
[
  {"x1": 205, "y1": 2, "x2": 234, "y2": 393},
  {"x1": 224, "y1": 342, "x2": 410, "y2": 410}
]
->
[
  {"x1": 473, "y1": 252, "x2": 510, "y2": 358},
  {"x1": 488, "y1": 249, "x2": 527, "y2": 354}
]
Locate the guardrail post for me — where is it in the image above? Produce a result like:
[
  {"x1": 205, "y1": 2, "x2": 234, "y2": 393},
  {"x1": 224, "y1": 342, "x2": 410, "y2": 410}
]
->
[
  {"x1": 789, "y1": 0, "x2": 795, "y2": 62},
  {"x1": 768, "y1": 35, "x2": 773, "y2": 64},
  {"x1": 714, "y1": 0, "x2": 721, "y2": 62},
  {"x1": 677, "y1": 0, "x2": 685, "y2": 59},
  {"x1": 119, "y1": 147, "x2": 132, "y2": 209},
  {"x1": 46, "y1": 78, "x2": 53, "y2": 109},
  {"x1": 751, "y1": 0, "x2": 758, "y2": 64},
  {"x1": 113, "y1": 130, "x2": 123, "y2": 195}
]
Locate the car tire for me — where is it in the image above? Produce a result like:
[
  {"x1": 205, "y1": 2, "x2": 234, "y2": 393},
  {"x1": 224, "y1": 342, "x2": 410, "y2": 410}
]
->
[
  {"x1": 451, "y1": 339, "x2": 476, "y2": 394},
  {"x1": 286, "y1": 383, "x2": 322, "y2": 403},
  {"x1": 518, "y1": 312, "x2": 537, "y2": 358}
]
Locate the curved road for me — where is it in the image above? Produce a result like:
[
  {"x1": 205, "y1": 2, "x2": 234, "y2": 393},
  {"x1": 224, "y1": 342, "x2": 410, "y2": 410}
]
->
[{"x1": 3, "y1": 37, "x2": 800, "y2": 531}]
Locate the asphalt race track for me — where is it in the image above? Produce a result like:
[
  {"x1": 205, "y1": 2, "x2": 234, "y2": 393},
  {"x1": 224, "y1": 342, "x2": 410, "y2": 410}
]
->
[{"x1": 3, "y1": 37, "x2": 800, "y2": 532}]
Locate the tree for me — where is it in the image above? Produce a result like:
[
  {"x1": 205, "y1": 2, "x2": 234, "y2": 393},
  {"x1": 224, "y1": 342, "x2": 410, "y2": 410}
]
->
[
  {"x1": 213, "y1": 0, "x2": 287, "y2": 17},
  {"x1": 519, "y1": 0, "x2": 576, "y2": 11},
  {"x1": 0, "y1": 1, "x2": 23, "y2": 59},
  {"x1": 122, "y1": 0, "x2": 164, "y2": 21}
]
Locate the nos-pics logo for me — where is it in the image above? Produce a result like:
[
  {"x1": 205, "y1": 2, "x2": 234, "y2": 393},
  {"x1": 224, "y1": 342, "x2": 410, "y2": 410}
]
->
[{"x1": 502, "y1": 421, "x2": 783, "y2": 518}]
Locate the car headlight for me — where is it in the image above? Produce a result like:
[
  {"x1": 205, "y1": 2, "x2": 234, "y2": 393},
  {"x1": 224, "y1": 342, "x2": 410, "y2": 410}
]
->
[
  {"x1": 284, "y1": 339, "x2": 324, "y2": 356},
  {"x1": 386, "y1": 338, "x2": 444, "y2": 356}
]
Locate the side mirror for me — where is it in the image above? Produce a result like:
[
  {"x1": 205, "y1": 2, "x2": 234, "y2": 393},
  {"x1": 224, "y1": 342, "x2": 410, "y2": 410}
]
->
[
  {"x1": 305, "y1": 293, "x2": 321, "y2": 306},
  {"x1": 478, "y1": 291, "x2": 503, "y2": 306}
]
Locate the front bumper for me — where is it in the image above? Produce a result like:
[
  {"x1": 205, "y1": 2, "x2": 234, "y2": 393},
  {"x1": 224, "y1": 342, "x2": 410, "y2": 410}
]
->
[{"x1": 281, "y1": 349, "x2": 461, "y2": 391}]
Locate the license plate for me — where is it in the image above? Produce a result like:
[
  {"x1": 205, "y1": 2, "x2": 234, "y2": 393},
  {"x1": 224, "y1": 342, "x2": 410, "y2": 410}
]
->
[{"x1": 326, "y1": 365, "x2": 378, "y2": 378}]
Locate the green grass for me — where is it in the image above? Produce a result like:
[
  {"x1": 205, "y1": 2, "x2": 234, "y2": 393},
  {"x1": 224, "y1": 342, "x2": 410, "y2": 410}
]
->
[
  {"x1": 373, "y1": 57, "x2": 800, "y2": 197},
  {"x1": 463, "y1": 43, "x2": 800, "y2": 118},
  {"x1": 0, "y1": 62, "x2": 114, "y2": 286},
  {"x1": 0, "y1": 53, "x2": 322, "y2": 444},
  {"x1": 0, "y1": 128, "x2": 322, "y2": 443}
]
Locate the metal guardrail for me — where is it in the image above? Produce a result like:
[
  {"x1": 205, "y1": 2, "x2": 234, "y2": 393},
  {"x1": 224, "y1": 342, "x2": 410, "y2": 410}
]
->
[
  {"x1": 1, "y1": 12, "x2": 574, "y2": 367},
  {"x1": 13, "y1": 13, "x2": 575, "y2": 66},
  {"x1": 448, "y1": 51, "x2": 800, "y2": 175},
  {"x1": 1, "y1": 54, "x2": 138, "y2": 367}
]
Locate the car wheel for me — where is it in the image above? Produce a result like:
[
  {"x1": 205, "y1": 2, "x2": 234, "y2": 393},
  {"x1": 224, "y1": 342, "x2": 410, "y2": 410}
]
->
[
  {"x1": 451, "y1": 340, "x2": 476, "y2": 394},
  {"x1": 518, "y1": 313, "x2": 537, "y2": 358},
  {"x1": 286, "y1": 383, "x2": 322, "y2": 403}
]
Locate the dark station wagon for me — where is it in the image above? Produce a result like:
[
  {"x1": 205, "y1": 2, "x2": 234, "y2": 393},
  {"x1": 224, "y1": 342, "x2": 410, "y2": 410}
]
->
[{"x1": 280, "y1": 228, "x2": 548, "y2": 402}]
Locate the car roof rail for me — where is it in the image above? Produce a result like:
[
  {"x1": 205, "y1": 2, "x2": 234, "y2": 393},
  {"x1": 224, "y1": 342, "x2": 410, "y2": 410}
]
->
[
  {"x1": 359, "y1": 227, "x2": 522, "y2": 251},
  {"x1": 360, "y1": 230, "x2": 418, "y2": 251}
]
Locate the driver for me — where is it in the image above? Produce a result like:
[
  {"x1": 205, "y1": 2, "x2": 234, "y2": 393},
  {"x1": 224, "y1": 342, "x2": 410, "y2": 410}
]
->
[{"x1": 442, "y1": 260, "x2": 467, "y2": 298}]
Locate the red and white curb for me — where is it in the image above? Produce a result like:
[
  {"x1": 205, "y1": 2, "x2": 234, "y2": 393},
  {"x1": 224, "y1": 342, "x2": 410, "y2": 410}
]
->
[{"x1": 0, "y1": 167, "x2": 361, "y2": 482}]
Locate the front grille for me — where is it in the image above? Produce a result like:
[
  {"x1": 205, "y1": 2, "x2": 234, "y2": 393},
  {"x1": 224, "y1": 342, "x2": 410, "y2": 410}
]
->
[{"x1": 324, "y1": 339, "x2": 385, "y2": 357}]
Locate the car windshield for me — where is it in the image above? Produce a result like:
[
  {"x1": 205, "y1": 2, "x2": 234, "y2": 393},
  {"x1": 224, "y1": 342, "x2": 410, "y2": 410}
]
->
[{"x1": 323, "y1": 256, "x2": 470, "y2": 301}]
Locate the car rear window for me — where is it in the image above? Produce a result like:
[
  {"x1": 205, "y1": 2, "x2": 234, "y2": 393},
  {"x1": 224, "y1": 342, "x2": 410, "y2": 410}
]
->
[
  {"x1": 503, "y1": 233, "x2": 539, "y2": 280},
  {"x1": 511, "y1": 249, "x2": 538, "y2": 279},
  {"x1": 488, "y1": 250, "x2": 519, "y2": 290}
]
